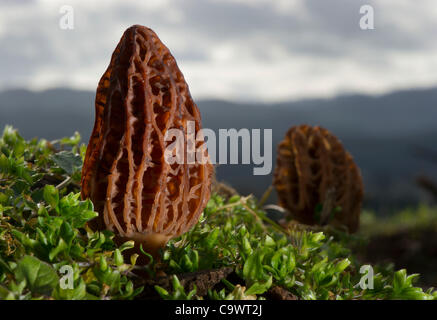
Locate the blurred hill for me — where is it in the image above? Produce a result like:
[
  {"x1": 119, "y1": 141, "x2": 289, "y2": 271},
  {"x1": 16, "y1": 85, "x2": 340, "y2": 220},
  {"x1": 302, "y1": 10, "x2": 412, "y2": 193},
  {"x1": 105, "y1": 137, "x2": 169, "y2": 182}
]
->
[{"x1": 1, "y1": 87, "x2": 437, "y2": 213}]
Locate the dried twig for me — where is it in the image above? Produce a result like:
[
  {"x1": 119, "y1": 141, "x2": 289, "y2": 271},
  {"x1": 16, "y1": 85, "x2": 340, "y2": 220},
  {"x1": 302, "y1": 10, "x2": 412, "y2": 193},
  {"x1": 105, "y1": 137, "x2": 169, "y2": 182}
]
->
[{"x1": 137, "y1": 267, "x2": 234, "y2": 299}]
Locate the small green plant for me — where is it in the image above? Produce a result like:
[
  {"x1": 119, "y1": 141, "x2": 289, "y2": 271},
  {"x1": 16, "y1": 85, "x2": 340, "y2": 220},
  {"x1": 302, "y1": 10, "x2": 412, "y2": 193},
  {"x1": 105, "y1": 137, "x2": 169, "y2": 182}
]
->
[
  {"x1": 0, "y1": 126, "x2": 435, "y2": 300},
  {"x1": 155, "y1": 275, "x2": 197, "y2": 300}
]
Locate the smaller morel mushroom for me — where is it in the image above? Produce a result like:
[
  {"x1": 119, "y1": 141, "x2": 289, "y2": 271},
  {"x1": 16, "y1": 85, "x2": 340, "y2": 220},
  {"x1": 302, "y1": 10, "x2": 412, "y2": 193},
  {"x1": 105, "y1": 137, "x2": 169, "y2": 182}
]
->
[
  {"x1": 81, "y1": 25, "x2": 213, "y2": 257},
  {"x1": 273, "y1": 125, "x2": 363, "y2": 232}
]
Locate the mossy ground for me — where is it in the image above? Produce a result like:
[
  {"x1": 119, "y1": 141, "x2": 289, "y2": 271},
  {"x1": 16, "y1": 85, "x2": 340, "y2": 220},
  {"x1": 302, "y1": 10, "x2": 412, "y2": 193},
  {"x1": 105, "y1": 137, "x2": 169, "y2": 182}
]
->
[{"x1": 0, "y1": 126, "x2": 435, "y2": 300}]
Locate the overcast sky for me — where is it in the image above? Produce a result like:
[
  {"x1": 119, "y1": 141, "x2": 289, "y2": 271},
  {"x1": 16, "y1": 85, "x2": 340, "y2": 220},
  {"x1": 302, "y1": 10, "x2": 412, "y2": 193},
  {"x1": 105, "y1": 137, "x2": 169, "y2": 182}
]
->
[{"x1": 0, "y1": 0, "x2": 437, "y2": 102}]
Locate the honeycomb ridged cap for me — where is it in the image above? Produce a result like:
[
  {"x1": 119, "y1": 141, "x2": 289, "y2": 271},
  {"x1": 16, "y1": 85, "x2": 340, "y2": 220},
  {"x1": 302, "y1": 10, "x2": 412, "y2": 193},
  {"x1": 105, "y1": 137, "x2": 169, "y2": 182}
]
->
[
  {"x1": 273, "y1": 125, "x2": 364, "y2": 232},
  {"x1": 81, "y1": 25, "x2": 213, "y2": 244}
]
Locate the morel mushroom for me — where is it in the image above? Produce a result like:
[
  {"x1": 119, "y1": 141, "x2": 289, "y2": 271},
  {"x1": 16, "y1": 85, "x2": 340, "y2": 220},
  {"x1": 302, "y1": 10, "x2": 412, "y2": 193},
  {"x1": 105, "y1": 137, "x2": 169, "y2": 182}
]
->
[
  {"x1": 81, "y1": 25, "x2": 213, "y2": 256},
  {"x1": 273, "y1": 125, "x2": 363, "y2": 232}
]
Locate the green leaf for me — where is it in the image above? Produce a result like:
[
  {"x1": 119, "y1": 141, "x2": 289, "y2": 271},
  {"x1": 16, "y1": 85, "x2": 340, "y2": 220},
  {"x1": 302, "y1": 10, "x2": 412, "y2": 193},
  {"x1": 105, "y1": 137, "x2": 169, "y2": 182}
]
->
[
  {"x1": 241, "y1": 237, "x2": 253, "y2": 257},
  {"x1": 243, "y1": 248, "x2": 271, "y2": 284},
  {"x1": 119, "y1": 241, "x2": 135, "y2": 252},
  {"x1": 393, "y1": 269, "x2": 407, "y2": 292},
  {"x1": 334, "y1": 259, "x2": 351, "y2": 274},
  {"x1": 43, "y1": 185, "x2": 59, "y2": 211},
  {"x1": 60, "y1": 221, "x2": 75, "y2": 245},
  {"x1": 49, "y1": 239, "x2": 68, "y2": 261},
  {"x1": 51, "y1": 151, "x2": 82, "y2": 175},
  {"x1": 15, "y1": 255, "x2": 59, "y2": 295},
  {"x1": 0, "y1": 257, "x2": 12, "y2": 274},
  {"x1": 154, "y1": 285, "x2": 169, "y2": 299},
  {"x1": 0, "y1": 154, "x2": 8, "y2": 172},
  {"x1": 0, "y1": 285, "x2": 15, "y2": 300},
  {"x1": 205, "y1": 228, "x2": 220, "y2": 249},
  {"x1": 114, "y1": 249, "x2": 124, "y2": 266},
  {"x1": 59, "y1": 132, "x2": 81, "y2": 147},
  {"x1": 245, "y1": 276, "x2": 273, "y2": 295},
  {"x1": 264, "y1": 235, "x2": 275, "y2": 247},
  {"x1": 99, "y1": 256, "x2": 108, "y2": 272},
  {"x1": 53, "y1": 278, "x2": 87, "y2": 300},
  {"x1": 11, "y1": 230, "x2": 38, "y2": 249}
]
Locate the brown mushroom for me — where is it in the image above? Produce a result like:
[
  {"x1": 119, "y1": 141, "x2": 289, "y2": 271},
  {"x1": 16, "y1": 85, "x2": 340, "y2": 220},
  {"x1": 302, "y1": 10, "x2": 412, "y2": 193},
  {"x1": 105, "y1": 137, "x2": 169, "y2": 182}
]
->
[
  {"x1": 81, "y1": 25, "x2": 213, "y2": 257},
  {"x1": 273, "y1": 125, "x2": 363, "y2": 232}
]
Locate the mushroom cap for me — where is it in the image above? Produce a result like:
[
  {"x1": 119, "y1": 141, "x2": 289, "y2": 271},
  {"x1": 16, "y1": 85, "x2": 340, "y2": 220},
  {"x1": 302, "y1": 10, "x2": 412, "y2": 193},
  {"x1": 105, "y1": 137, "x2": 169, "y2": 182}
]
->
[
  {"x1": 273, "y1": 125, "x2": 363, "y2": 232},
  {"x1": 81, "y1": 25, "x2": 213, "y2": 242}
]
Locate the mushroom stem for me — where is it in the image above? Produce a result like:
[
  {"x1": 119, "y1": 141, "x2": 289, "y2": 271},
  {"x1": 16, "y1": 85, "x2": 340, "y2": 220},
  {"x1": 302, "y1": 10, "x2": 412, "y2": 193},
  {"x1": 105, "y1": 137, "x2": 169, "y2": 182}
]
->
[{"x1": 116, "y1": 232, "x2": 171, "y2": 264}]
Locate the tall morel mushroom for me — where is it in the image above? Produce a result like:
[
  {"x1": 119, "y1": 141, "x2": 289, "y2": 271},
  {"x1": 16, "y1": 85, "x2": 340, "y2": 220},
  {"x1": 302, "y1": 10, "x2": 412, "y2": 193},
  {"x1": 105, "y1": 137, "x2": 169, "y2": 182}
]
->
[
  {"x1": 273, "y1": 125, "x2": 363, "y2": 232},
  {"x1": 81, "y1": 25, "x2": 213, "y2": 256}
]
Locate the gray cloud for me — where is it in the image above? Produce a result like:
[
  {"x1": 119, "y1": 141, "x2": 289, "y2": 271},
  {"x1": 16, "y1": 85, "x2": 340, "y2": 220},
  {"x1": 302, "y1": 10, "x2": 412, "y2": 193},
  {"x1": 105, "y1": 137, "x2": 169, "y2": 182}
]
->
[{"x1": 0, "y1": 0, "x2": 436, "y2": 101}]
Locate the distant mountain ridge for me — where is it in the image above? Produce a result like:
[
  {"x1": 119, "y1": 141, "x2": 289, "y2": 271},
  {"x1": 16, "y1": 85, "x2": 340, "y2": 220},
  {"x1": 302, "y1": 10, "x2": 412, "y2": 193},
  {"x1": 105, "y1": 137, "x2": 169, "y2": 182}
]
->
[{"x1": 1, "y1": 87, "x2": 437, "y2": 214}]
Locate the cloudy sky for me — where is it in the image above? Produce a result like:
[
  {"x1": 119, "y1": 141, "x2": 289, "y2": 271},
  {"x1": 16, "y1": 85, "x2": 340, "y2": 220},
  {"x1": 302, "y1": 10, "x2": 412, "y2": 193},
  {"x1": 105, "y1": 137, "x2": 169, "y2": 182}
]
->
[{"x1": 0, "y1": 0, "x2": 437, "y2": 102}]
